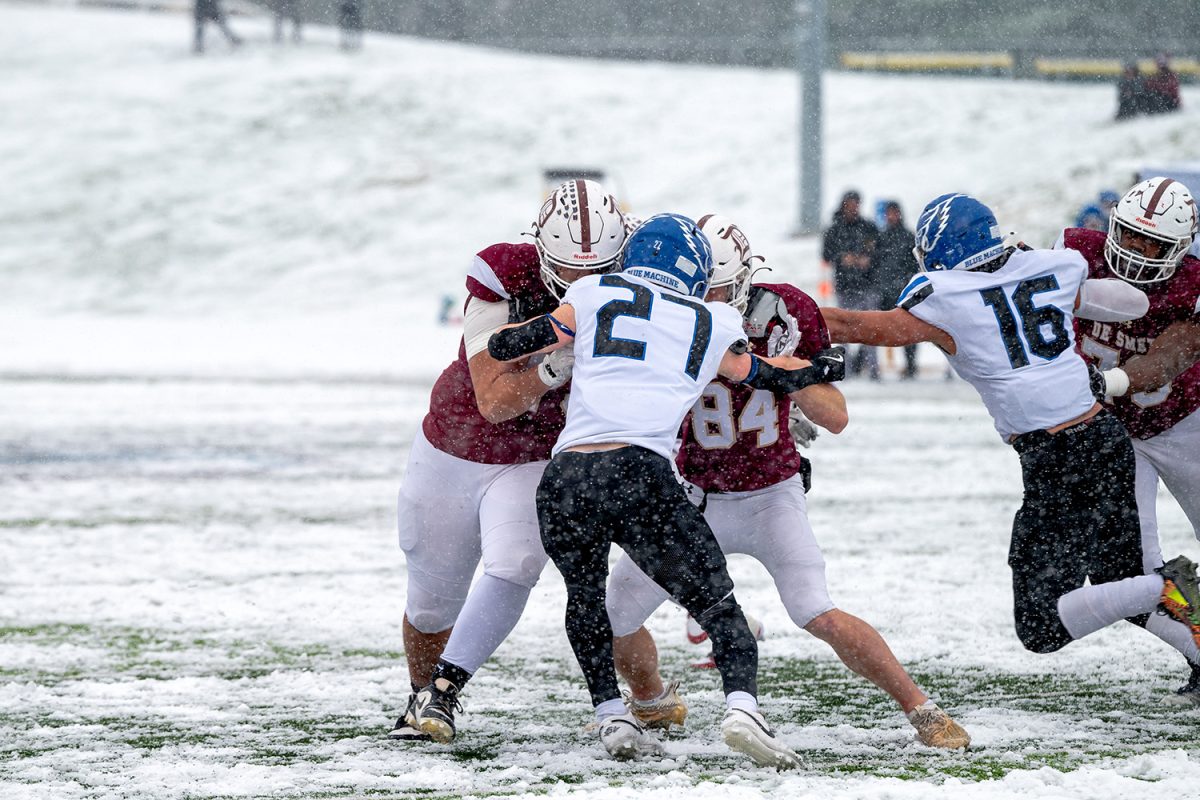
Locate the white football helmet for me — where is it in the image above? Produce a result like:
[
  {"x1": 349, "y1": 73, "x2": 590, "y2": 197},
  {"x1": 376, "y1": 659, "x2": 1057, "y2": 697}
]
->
[
  {"x1": 533, "y1": 179, "x2": 626, "y2": 299},
  {"x1": 697, "y1": 213, "x2": 761, "y2": 313},
  {"x1": 1105, "y1": 177, "x2": 1197, "y2": 284}
]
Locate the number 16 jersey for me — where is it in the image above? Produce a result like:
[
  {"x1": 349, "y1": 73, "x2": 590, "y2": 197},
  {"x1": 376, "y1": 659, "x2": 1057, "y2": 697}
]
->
[
  {"x1": 896, "y1": 248, "x2": 1094, "y2": 440},
  {"x1": 554, "y1": 273, "x2": 748, "y2": 460}
]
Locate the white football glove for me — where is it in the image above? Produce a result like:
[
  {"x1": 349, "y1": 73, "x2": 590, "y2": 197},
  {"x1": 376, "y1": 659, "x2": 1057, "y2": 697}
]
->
[
  {"x1": 788, "y1": 407, "x2": 819, "y2": 448},
  {"x1": 536, "y1": 347, "x2": 574, "y2": 389},
  {"x1": 766, "y1": 301, "x2": 801, "y2": 358}
]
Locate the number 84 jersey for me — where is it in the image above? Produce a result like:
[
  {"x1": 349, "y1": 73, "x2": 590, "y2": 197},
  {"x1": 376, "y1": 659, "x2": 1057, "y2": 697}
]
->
[
  {"x1": 898, "y1": 248, "x2": 1094, "y2": 441},
  {"x1": 677, "y1": 283, "x2": 831, "y2": 494}
]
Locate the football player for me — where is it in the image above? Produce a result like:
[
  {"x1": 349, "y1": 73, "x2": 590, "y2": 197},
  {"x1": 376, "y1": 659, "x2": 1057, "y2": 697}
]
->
[
  {"x1": 1057, "y1": 176, "x2": 1200, "y2": 702},
  {"x1": 488, "y1": 213, "x2": 846, "y2": 767},
  {"x1": 605, "y1": 214, "x2": 970, "y2": 749},
  {"x1": 820, "y1": 193, "x2": 1200, "y2": 682},
  {"x1": 392, "y1": 180, "x2": 627, "y2": 743}
]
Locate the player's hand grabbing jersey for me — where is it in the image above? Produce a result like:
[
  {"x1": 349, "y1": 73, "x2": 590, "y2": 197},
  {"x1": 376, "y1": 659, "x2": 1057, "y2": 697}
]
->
[
  {"x1": 421, "y1": 243, "x2": 570, "y2": 464},
  {"x1": 677, "y1": 283, "x2": 830, "y2": 493},
  {"x1": 1063, "y1": 227, "x2": 1200, "y2": 439}
]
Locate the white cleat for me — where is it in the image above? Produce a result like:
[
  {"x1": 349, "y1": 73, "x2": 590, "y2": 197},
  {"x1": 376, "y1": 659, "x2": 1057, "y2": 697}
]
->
[
  {"x1": 721, "y1": 708, "x2": 802, "y2": 770},
  {"x1": 599, "y1": 712, "x2": 665, "y2": 761}
]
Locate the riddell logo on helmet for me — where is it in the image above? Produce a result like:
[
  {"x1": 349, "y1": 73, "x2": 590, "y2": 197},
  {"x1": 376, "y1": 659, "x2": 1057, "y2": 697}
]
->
[
  {"x1": 572, "y1": 252, "x2": 599, "y2": 261},
  {"x1": 1136, "y1": 217, "x2": 1158, "y2": 228}
]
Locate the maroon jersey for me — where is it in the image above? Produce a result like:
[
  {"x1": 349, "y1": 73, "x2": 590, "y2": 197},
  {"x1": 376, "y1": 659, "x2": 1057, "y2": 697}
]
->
[
  {"x1": 1064, "y1": 227, "x2": 1200, "y2": 439},
  {"x1": 421, "y1": 243, "x2": 570, "y2": 464},
  {"x1": 677, "y1": 283, "x2": 831, "y2": 493}
]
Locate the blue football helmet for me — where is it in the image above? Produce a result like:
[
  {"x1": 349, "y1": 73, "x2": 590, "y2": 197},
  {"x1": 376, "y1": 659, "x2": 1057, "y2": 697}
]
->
[
  {"x1": 621, "y1": 213, "x2": 713, "y2": 298},
  {"x1": 912, "y1": 193, "x2": 1005, "y2": 272}
]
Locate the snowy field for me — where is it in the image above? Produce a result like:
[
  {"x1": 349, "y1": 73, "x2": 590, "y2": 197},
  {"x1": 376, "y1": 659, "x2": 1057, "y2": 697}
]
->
[{"x1": 2, "y1": 4, "x2": 1199, "y2": 799}]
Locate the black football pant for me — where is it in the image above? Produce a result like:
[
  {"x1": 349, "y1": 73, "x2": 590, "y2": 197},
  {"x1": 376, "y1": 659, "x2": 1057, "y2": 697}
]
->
[
  {"x1": 1008, "y1": 411, "x2": 1146, "y2": 653},
  {"x1": 537, "y1": 446, "x2": 758, "y2": 707}
]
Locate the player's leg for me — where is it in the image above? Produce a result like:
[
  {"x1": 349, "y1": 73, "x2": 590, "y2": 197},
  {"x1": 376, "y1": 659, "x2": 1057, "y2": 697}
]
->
[
  {"x1": 1131, "y1": 444, "x2": 1166, "y2": 572},
  {"x1": 1140, "y1": 409, "x2": 1200, "y2": 544},
  {"x1": 606, "y1": 555, "x2": 685, "y2": 727},
  {"x1": 613, "y1": 450, "x2": 799, "y2": 768},
  {"x1": 416, "y1": 461, "x2": 549, "y2": 741},
  {"x1": 394, "y1": 432, "x2": 485, "y2": 740},
  {"x1": 538, "y1": 451, "x2": 663, "y2": 760},
  {"x1": 1034, "y1": 419, "x2": 1199, "y2": 658},
  {"x1": 717, "y1": 479, "x2": 967, "y2": 748}
]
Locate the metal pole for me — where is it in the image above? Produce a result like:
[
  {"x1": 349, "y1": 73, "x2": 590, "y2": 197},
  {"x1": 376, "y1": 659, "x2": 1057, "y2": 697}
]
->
[{"x1": 796, "y1": 0, "x2": 826, "y2": 235}]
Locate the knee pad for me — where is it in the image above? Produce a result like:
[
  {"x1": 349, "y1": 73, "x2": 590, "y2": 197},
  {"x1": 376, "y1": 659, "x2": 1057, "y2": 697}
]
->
[
  {"x1": 483, "y1": 549, "x2": 548, "y2": 589},
  {"x1": 1014, "y1": 618, "x2": 1072, "y2": 654},
  {"x1": 404, "y1": 570, "x2": 470, "y2": 634}
]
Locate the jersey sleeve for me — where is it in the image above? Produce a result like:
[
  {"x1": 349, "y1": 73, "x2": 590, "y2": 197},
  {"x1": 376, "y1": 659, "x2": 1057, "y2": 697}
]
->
[
  {"x1": 463, "y1": 296, "x2": 511, "y2": 358},
  {"x1": 896, "y1": 273, "x2": 934, "y2": 311},
  {"x1": 711, "y1": 302, "x2": 749, "y2": 352},
  {"x1": 465, "y1": 243, "x2": 543, "y2": 302}
]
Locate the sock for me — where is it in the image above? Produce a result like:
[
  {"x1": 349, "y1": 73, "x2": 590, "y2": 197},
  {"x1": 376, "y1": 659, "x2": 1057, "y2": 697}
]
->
[
  {"x1": 439, "y1": 574, "x2": 533, "y2": 674},
  {"x1": 430, "y1": 659, "x2": 472, "y2": 691},
  {"x1": 1057, "y1": 575, "x2": 1163, "y2": 640},
  {"x1": 1144, "y1": 612, "x2": 1200, "y2": 663},
  {"x1": 595, "y1": 698, "x2": 626, "y2": 723},
  {"x1": 725, "y1": 690, "x2": 758, "y2": 714}
]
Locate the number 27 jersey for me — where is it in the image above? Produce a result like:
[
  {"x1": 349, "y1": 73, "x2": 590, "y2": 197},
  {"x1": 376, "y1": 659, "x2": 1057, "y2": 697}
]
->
[
  {"x1": 554, "y1": 273, "x2": 748, "y2": 460},
  {"x1": 897, "y1": 248, "x2": 1094, "y2": 440}
]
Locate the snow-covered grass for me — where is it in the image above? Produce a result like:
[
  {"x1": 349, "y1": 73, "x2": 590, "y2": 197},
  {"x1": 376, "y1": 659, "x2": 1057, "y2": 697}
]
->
[{"x1": 2, "y1": 4, "x2": 1199, "y2": 798}]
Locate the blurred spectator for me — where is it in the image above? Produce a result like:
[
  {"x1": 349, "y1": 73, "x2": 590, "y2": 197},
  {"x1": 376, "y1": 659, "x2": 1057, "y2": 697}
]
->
[
  {"x1": 1075, "y1": 189, "x2": 1120, "y2": 231},
  {"x1": 822, "y1": 190, "x2": 880, "y2": 380},
  {"x1": 193, "y1": 0, "x2": 242, "y2": 54},
  {"x1": 1142, "y1": 54, "x2": 1182, "y2": 115},
  {"x1": 873, "y1": 201, "x2": 919, "y2": 379},
  {"x1": 1115, "y1": 62, "x2": 1144, "y2": 120},
  {"x1": 272, "y1": 0, "x2": 303, "y2": 44},
  {"x1": 338, "y1": 0, "x2": 365, "y2": 51}
]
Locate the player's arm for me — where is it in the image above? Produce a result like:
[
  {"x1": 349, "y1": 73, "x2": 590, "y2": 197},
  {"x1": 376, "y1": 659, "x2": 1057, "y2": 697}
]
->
[
  {"x1": 487, "y1": 305, "x2": 577, "y2": 361},
  {"x1": 1073, "y1": 279, "x2": 1149, "y2": 322},
  {"x1": 718, "y1": 346, "x2": 846, "y2": 392},
  {"x1": 791, "y1": 383, "x2": 848, "y2": 434},
  {"x1": 1099, "y1": 318, "x2": 1200, "y2": 397},
  {"x1": 471, "y1": 304, "x2": 576, "y2": 424},
  {"x1": 819, "y1": 306, "x2": 956, "y2": 354}
]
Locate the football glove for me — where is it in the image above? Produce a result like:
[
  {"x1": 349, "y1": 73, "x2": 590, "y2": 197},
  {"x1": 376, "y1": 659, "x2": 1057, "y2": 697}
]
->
[
  {"x1": 537, "y1": 348, "x2": 574, "y2": 389},
  {"x1": 766, "y1": 304, "x2": 801, "y2": 358},
  {"x1": 810, "y1": 346, "x2": 847, "y2": 383},
  {"x1": 787, "y1": 407, "x2": 819, "y2": 448}
]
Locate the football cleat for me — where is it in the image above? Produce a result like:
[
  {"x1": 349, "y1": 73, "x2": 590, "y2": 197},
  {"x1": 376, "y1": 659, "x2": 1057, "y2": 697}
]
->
[
  {"x1": 625, "y1": 680, "x2": 688, "y2": 730},
  {"x1": 686, "y1": 615, "x2": 709, "y2": 645},
  {"x1": 599, "y1": 712, "x2": 665, "y2": 761},
  {"x1": 721, "y1": 708, "x2": 802, "y2": 770},
  {"x1": 386, "y1": 693, "x2": 432, "y2": 741},
  {"x1": 1163, "y1": 661, "x2": 1200, "y2": 707},
  {"x1": 1158, "y1": 556, "x2": 1200, "y2": 647},
  {"x1": 413, "y1": 677, "x2": 463, "y2": 744},
  {"x1": 907, "y1": 702, "x2": 970, "y2": 749}
]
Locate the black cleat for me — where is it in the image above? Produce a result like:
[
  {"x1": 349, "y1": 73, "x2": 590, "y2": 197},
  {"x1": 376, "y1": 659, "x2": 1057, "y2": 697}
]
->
[
  {"x1": 1164, "y1": 661, "x2": 1200, "y2": 707},
  {"x1": 387, "y1": 693, "x2": 431, "y2": 741},
  {"x1": 413, "y1": 677, "x2": 463, "y2": 743},
  {"x1": 1158, "y1": 556, "x2": 1200, "y2": 648}
]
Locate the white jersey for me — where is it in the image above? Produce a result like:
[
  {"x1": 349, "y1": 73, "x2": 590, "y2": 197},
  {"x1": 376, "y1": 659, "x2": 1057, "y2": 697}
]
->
[
  {"x1": 896, "y1": 248, "x2": 1095, "y2": 440},
  {"x1": 555, "y1": 273, "x2": 747, "y2": 460}
]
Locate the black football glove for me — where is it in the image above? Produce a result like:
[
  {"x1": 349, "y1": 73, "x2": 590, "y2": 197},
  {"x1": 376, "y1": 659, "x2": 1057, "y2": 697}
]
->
[
  {"x1": 810, "y1": 346, "x2": 847, "y2": 383},
  {"x1": 1087, "y1": 362, "x2": 1106, "y2": 402}
]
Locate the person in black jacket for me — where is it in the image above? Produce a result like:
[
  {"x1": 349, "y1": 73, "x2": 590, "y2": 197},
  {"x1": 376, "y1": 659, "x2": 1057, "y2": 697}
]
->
[
  {"x1": 194, "y1": 0, "x2": 242, "y2": 54},
  {"x1": 873, "y1": 201, "x2": 920, "y2": 378},
  {"x1": 822, "y1": 191, "x2": 879, "y2": 379}
]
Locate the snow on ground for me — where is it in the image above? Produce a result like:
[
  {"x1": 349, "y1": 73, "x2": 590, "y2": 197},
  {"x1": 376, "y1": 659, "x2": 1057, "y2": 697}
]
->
[{"x1": 2, "y1": 4, "x2": 1199, "y2": 799}]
